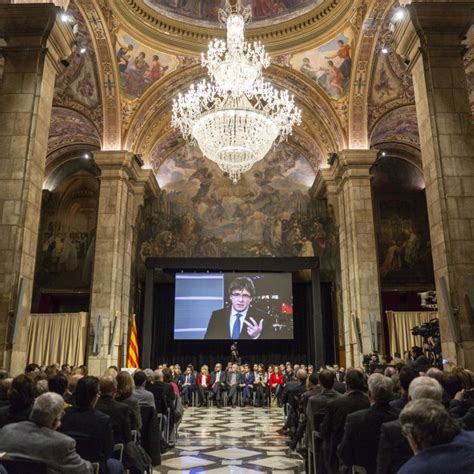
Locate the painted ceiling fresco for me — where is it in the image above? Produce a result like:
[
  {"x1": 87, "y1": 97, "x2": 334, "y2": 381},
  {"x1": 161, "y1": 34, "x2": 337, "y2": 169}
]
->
[
  {"x1": 290, "y1": 28, "x2": 354, "y2": 100},
  {"x1": 138, "y1": 141, "x2": 337, "y2": 263},
  {"x1": 48, "y1": 107, "x2": 101, "y2": 156},
  {"x1": 464, "y1": 25, "x2": 474, "y2": 117},
  {"x1": 143, "y1": 0, "x2": 323, "y2": 25},
  {"x1": 54, "y1": 1, "x2": 103, "y2": 133},
  {"x1": 370, "y1": 105, "x2": 420, "y2": 149},
  {"x1": 116, "y1": 29, "x2": 179, "y2": 100}
]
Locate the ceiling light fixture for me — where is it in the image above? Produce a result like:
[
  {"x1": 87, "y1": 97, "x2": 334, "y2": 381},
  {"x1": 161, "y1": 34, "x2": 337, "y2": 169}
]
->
[{"x1": 171, "y1": 0, "x2": 301, "y2": 184}]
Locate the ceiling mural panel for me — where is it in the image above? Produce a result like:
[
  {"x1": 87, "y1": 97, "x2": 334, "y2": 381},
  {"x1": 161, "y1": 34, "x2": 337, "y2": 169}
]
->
[
  {"x1": 54, "y1": 0, "x2": 103, "y2": 134},
  {"x1": 142, "y1": 0, "x2": 323, "y2": 26},
  {"x1": 137, "y1": 141, "x2": 338, "y2": 261},
  {"x1": 370, "y1": 105, "x2": 420, "y2": 149},
  {"x1": 290, "y1": 27, "x2": 354, "y2": 100},
  {"x1": 116, "y1": 29, "x2": 179, "y2": 100},
  {"x1": 48, "y1": 107, "x2": 101, "y2": 156},
  {"x1": 464, "y1": 25, "x2": 474, "y2": 117}
]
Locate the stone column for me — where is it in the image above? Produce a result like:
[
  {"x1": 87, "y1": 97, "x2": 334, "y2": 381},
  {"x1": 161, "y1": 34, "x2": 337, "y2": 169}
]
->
[
  {"x1": 395, "y1": 1, "x2": 474, "y2": 367},
  {"x1": 88, "y1": 151, "x2": 159, "y2": 376},
  {"x1": 318, "y1": 150, "x2": 382, "y2": 366},
  {"x1": 0, "y1": 4, "x2": 73, "y2": 374}
]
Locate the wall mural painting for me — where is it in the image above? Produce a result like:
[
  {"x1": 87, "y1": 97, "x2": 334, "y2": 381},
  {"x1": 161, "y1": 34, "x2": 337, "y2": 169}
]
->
[
  {"x1": 372, "y1": 157, "x2": 434, "y2": 286},
  {"x1": 377, "y1": 200, "x2": 434, "y2": 285},
  {"x1": 291, "y1": 29, "x2": 354, "y2": 99},
  {"x1": 33, "y1": 173, "x2": 99, "y2": 293},
  {"x1": 370, "y1": 105, "x2": 420, "y2": 149},
  {"x1": 116, "y1": 30, "x2": 178, "y2": 99},
  {"x1": 464, "y1": 25, "x2": 474, "y2": 117},
  {"x1": 138, "y1": 143, "x2": 337, "y2": 268},
  {"x1": 144, "y1": 0, "x2": 322, "y2": 24}
]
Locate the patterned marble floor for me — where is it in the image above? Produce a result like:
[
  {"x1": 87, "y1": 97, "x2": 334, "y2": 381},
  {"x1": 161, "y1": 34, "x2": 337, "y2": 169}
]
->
[{"x1": 155, "y1": 405, "x2": 306, "y2": 473}]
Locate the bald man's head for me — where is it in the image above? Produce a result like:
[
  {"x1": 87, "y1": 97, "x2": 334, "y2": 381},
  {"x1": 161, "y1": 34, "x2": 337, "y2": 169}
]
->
[{"x1": 99, "y1": 376, "x2": 117, "y2": 397}]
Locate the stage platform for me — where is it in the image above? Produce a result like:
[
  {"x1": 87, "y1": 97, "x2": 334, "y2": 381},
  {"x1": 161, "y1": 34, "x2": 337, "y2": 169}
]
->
[{"x1": 157, "y1": 405, "x2": 305, "y2": 472}]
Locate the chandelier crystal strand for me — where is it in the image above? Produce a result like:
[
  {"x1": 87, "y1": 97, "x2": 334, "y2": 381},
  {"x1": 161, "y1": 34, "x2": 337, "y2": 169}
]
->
[{"x1": 172, "y1": 0, "x2": 301, "y2": 184}]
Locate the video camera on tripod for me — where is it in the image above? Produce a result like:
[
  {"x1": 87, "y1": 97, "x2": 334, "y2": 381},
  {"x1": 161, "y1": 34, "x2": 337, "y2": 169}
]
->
[{"x1": 411, "y1": 318, "x2": 440, "y2": 338}]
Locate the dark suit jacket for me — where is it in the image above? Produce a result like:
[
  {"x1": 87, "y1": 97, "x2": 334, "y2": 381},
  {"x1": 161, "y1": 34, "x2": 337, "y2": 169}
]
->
[
  {"x1": 204, "y1": 306, "x2": 271, "y2": 340},
  {"x1": 282, "y1": 381, "x2": 306, "y2": 407},
  {"x1": 225, "y1": 371, "x2": 243, "y2": 387},
  {"x1": 307, "y1": 388, "x2": 342, "y2": 434},
  {"x1": 95, "y1": 395, "x2": 132, "y2": 445},
  {"x1": 320, "y1": 390, "x2": 370, "y2": 473},
  {"x1": 338, "y1": 402, "x2": 398, "y2": 474},
  {"x1": 398, "y1": 431, "x2": 474, "y2": 474},
  {"x1": 211, "y1": 371, "x2": 225, "y2": 386},
  {"x1": 376, "y1": 419, "x2": 412, "y2": 474},
  {"x1": 145, "y1": 381, "x2": 175, "y2": 415},
  {"x1": 0, "y1": 421, "x2": 92, "y2": 473},
  {"x1": 389, "y1": 393, "x2": 408, "y2": 414},
  {"x1": 179, "y1": 373, "x2": 196, "y2": 387},
  {"x1": 58, "y1": 406, "x2": 114, "y2": 473}
]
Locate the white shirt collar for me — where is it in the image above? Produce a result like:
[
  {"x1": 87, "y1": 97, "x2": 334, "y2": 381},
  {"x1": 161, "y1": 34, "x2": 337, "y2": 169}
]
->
[{"x1": 229, "y1": 307, "x2": 250, "y2": 338}]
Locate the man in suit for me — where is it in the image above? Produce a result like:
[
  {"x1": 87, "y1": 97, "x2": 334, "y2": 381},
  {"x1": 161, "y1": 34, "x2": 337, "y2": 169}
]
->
[
  {"x1": 278, "y1": 369, "x2": 307, "y2": 435},
  {"x1": 179, "y1": 366, "x2": 196, "y2": 407},
  {"x1": 338, "y1": 373, "x2": 398, "y2": 474},
  {"x1": 319, "y1": 368, "x2": 369, "y2": 473},
  {"x1": 210, "y1": 363, "x2": 226, "y2": 408},
  {"x1": 306, "y1": 369, "x2": 342, "y2": 445},
  {"x1": 398, "y1": 399, "x2": 474, "y2": 473},
  {"x1": 204, "y1": 277, "x2": 272, "y2": 340},
  {"x1": 240, "y1": 364, "x2": 254, "y2": 405},
  {"x1": 95, "y1": 376, "x2": 132, "y2": 445},
  {"x1": 133, "y1": 371, "x2": 156, "y2": 408},
  {"x1": 59, "y1": 376, "x2": 122, "y2": 474},
  {"x1": 225, "y1": 363, "x2": 242, "y2": 408},
  {"x1": 389, "y1": 366, "x2": 418, "y2": 414},
  {"x1": 145, "y1": 369, "x2": 175, "y2": 416},
  {"x1": 0, "y1": 392, "x2": 92, "y2": 473},
  {"x1": 377, "y1": 375, "x2": 443, "y2": 474}
]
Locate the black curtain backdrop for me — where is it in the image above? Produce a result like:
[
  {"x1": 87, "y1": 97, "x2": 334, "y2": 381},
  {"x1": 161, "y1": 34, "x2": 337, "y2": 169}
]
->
[{"x1": 148, "y1": 279, "x2": 334, "y2": 368}]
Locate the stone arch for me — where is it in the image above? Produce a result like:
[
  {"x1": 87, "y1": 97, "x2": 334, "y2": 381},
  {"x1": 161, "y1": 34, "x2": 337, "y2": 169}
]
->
[
  {"x1": 124, "y1": 63, "x2": 345, "y2": 167},
  {"x1": 74, "y1": 0, "x2": 122, "y2": 150},
  {"x1": 348, "y1": 0, "x2": 395, "y2": 148}
]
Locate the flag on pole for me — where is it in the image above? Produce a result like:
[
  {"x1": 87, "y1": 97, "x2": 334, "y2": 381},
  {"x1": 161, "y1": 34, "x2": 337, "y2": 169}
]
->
[{"x1": 127, "y1": 314, "x2": 139, "y2": 368}]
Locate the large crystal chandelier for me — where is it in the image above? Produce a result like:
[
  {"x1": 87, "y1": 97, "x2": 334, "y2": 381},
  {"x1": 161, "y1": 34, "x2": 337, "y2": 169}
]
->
[{"x1": 171, "y1": 0, "x2": 301, "y2": 183}]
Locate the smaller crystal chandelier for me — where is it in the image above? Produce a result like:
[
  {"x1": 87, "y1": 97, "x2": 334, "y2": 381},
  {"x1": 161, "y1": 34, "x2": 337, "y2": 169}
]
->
[{"x1": 171, "y1": 0, "x2": 301, "y2": 183}]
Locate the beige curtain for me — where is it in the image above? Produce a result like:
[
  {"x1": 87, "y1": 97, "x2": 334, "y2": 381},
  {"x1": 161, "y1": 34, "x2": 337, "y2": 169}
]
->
[
  {"x1": 27, "y1": 312, "x2": 88, "y2": 366},
  {"x1": 386, "y1": 311, "x2": 437, "y2": 357}
]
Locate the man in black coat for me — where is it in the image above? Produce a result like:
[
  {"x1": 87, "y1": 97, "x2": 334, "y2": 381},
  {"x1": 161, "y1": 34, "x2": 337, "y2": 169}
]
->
[
  {"x1": 95, "y1": 376, "x2": 132, "y2": 445},
  {"x1": 389, "y1": 366, "x2": 417, "y2": 414},
  {"x1": 145, "y1": 369, "x2": 175, "y2": 416},
  {"x1": 59, "y1": 376, "x2": 122, "y2": 474},
  {"x1": 376, "y1": 376, "x2": 443, "y2": 474},
  {"x1": 204, "y1": 276, "x2": 273, "y2": 340},
  {"x1": 320, "y1": 368, "x2": 369, "y2": 473},
  {"x1": 338, "y1": 373, "x2": 398, "y2": 474}
]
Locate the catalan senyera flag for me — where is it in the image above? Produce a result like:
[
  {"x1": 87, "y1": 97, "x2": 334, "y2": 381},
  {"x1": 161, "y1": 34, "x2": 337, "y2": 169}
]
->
[{"x1": 127, "y1": 314, "x2": 139, "y2": 368}]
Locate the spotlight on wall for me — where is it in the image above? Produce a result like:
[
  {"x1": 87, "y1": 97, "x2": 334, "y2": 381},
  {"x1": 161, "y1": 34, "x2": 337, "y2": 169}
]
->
[
  {"x1": 393, "y1": 9, "x2": 406, "y2": 22},
  {"x1": 79, "y1": 47, "x2": 87, "y2": 54},
  {"x1": 381, "y1": 46, "x2": 389, "y2": 54},
  {"x1": 60, "y1": 13, "x2": 72, "y2": 22},
  {"x1": 381, "y1": 151, "x2": 387, "y2": 157},
  {"x1": 84, "y1": 153, "x2": 91, "y2": 159}
]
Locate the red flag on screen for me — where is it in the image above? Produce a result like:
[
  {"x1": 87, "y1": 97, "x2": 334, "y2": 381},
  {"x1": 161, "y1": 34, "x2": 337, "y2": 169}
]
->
[{"x1": 281, "y1": 303, "x2": 293, "y2": 315}]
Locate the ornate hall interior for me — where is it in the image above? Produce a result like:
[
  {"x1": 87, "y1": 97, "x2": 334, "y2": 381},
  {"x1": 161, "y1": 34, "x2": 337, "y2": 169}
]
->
[{"x1": 0, "y1": 0, "x2": 473, "y2": 386}]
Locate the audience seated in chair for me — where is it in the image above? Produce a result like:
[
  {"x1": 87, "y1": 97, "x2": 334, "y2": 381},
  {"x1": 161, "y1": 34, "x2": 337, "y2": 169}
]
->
[
  {"x1": 133, "y1": 371, "x2": 155, "y2": 409},
  {"x1": 377, "y1": 375, "x2": 443, "y2": 474},
  {"x1": 319, "y1": 368, "x2": 369, "y2": 474},
  {"x1": 398, "y1": 398, "x2": 474, "y2": 473},
  {"x1": 116, "y1": 371, "x2": 142, "y2": 431},
  {"x1": 0, "y1": 392, "x2": 92, "y2": 473},
  {"x1": 338, "y1": 373, "x2": 398, "y2": 474},
  {"x1": 59, "y1": 376, "x2": 123, "y2": 474},
  {"x1": 0, "y1": 375, "x2": 34, "y2": 429}
]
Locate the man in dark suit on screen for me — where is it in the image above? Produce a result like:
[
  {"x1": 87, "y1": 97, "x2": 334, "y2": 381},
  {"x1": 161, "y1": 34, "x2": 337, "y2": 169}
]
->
[{"x1": 204, "y1": 276, "x2": 272, "y2": 340}]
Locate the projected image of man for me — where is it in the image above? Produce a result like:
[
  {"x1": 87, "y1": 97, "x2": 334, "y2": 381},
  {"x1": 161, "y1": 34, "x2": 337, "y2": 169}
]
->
[{"x1": 204, "y1": 277, "x2": 270, "y2": 340}]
